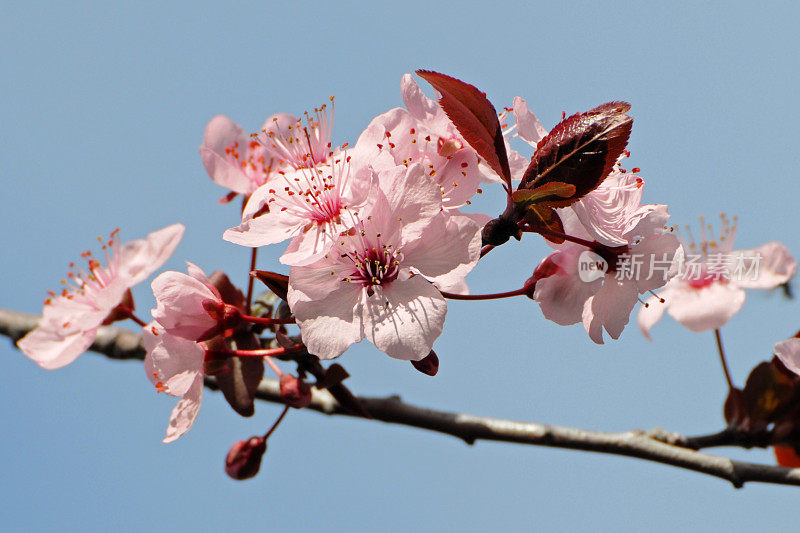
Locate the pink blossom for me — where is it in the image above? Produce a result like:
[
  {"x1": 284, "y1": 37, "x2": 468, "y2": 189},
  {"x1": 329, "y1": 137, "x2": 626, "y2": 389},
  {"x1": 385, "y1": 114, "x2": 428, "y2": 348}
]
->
[
  {"x1": 638, "y1": 215, "x2": 797, "y2": 339},
  {"x1": 17, "y1": 224, "x2": 185, "y2": 369},
  {"x1": 352, "y1": 74, "x2": 545, "y2": 214},
  {"x1": 150, "y1": 262, "x2": 229, "y2": 341},
  {"x1": 143, "y1": 322, "x2": 205, "y2": 443},
  {"x1": 287, "y1": 163, "x2": 481, "y2": 360},
  {"x1": 533, "y1": 174, "x2": 679, "y2": 343},
  {"x1": 223, "y1": 153, "x2": 373, "y2": 266},
  {"x1": 254, "y1": 100, "x2": 335, "y2": 171},
  {"x1": 199, "y1": 114, "x2": 279, "y2": 196},
  {"x1": 200, "y1": 101, "x2": 335, "y2": 198}
]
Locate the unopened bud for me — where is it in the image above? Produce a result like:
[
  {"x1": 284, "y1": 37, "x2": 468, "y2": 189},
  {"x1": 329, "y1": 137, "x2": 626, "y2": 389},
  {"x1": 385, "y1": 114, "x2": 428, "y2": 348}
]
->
[
  {"x1": 411, "y1": 350, "x2": 439, "y2": 376},
  {"x1": 225, "y1": 436, "x2": 267, "y2": 480},
  {"x1": 279, "y1": 373, "x2": 313, "y2": 408}
]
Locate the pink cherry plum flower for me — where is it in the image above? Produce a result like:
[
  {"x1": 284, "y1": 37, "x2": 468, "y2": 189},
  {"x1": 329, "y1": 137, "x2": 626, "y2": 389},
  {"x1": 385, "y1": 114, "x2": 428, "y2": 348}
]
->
[
  {"x1": 638, "y1": 214, "x2": 797, "y2": 339},
  {"x1": 352, "y1": 74, "x2": 545, "y2": 216},
  {"x1": 200, "y1": 100, "x2": 336, "y2": 199},
  {"x1": 223, "y1": 150, "x2": 373, "y2": 266},
  {"x1": 143, "y1": 322, "x2": 205, "y2": 443},
  {"x1": 17, "y1": 224, "x2": 185, "y2": 369},
  {"x1": 200, "y1": 114, "x2": 278, "y2": 198},
  {"x1": 287, "y1": 163, "x2": 482, "y2": 361},
  {"x1": 151, "y1": 262, "x2": 234, "y2": 342},
  {"x1": 253, "y1": 99, "x2": 336, "y2": 171},
  {"x1": 533, "y1": 173, "x2": 680, "y2": 343}
]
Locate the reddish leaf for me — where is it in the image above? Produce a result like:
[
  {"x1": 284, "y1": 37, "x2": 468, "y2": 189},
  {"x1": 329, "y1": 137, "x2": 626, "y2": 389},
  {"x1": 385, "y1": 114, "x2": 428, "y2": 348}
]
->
[
  {"x1": 774, "y1": 446, "x2": 800, "y2": 468},
  {"x1": 251, "y1": 270, "x2": 289, "y2": 301},
  {"x1": 519, "y1": 101, "x2": 632, "y2": 207},
  {"x1": 416, "y1": 70, "x2": 511, "y2": 187},
  {"x1": 216, "y1": 332, "x2": 265, "y2": 417},
  {"x1": 209, "y1": 270, "x2": 245, "y2": 310},
  {"x1": 742, "y1": 360, "x2": 796, "y2": 422},
  {"x1": 724, "y1": 387, "x2": 745, "y2": 426}
]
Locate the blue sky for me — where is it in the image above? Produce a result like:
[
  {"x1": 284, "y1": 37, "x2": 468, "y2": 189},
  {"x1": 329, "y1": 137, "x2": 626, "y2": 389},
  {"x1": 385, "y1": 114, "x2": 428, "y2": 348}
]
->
[{"x1": 3, "y1": 2, "x2": 800, "y2": 531}]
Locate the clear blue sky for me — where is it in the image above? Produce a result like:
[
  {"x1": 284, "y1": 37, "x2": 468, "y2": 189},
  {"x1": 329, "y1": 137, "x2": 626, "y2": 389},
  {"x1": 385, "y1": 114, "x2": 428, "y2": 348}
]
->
[{"x1": 3, "y1": 2, "x2": 800, "y2": 531}]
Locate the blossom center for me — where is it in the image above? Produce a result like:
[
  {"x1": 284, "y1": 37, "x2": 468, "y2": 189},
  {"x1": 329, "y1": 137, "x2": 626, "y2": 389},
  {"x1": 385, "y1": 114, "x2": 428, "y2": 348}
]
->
[
  {"x1": 342, "y1": 232, "x2": 403, "y2": 290},
  {"x1": 224, "y1": 139, "x2": 272, "y2": 188}
]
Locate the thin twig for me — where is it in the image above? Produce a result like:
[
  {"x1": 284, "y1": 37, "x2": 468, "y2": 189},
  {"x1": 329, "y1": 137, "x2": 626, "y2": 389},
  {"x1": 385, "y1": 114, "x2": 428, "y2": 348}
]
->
[{"x1": 3, "y1": 307, "x2": 800, "y2": 489}]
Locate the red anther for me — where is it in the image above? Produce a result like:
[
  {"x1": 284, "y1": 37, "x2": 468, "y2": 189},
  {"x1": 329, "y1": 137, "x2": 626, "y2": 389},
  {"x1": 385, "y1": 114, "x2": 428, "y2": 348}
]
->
[
  {"x1": 225, "y1": 437, "x2": 267, "y2": 480},
  {"x1": 461, "y1": 162, "x2": 468, "y2": 168},
  {"x1": 631, "y1": 167, "x2": 641, "y2": 173}
]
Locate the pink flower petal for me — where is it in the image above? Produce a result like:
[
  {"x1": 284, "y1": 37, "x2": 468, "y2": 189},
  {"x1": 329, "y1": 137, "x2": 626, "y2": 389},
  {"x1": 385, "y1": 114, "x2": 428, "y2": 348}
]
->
[
  {"x1": 163, "y1": 376, "x2": 204, "y2": 443},
  {"x1": 582, "y1": 278, "x2": 640, "y2": 344},
  {"x1": 118, "y1": 223, "x2": 185, "y2": 286},
  {"x1": 364, "y1": 276, "x2": 447, "y2": 361},
  {"x1": 290, "y1": 284, "x2": 365, "y2": 360},
  {"x1": 734, "y1": 241, "x2": 797, "y2": 289},
  {"x1": 665, "y1": 282, "x2": 746, "y2": 332},
  {"x1": 17, "y1": 324, "x2": 96, "y2": 370},
  {"x1": 199, "y1": 115, "x2": 255, "y2": 195},
  {"x1": 512, "y1": 96, "x2": 547, "y2": 146},
  {"x1": 775, "y1": 338, "x2": 800, "y2": 376}
]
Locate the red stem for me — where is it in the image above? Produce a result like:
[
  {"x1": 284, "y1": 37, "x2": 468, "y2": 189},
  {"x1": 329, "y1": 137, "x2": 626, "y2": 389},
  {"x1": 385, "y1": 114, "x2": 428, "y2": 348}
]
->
[
  {"x1": 529, "y1": 225, "x2": 599, "y2": 250},
  {"x1": 240, "y1": 314, "x2": 296, "y2": 325},
  {"x1": 480, "y1": 244, "x2": 495, "y2": 258},
  {"x1": 228, "y1": 347, "x2": 299, "y2": 358},
  {"x1": 440, "y1": 286, "x2": 530, "y2": 301},
  {"x1": 714, "y1": 329, "x2": 735, "y2": 391},
  {"x1": 245, "y1": 247, "x2": 258, "y2": 315},
  {"x1": 118, "y1": 307, "x2": 147, "y2": 327},
  {"x1": 263, "y1": 405, "x2": 290, "y2": 440}
]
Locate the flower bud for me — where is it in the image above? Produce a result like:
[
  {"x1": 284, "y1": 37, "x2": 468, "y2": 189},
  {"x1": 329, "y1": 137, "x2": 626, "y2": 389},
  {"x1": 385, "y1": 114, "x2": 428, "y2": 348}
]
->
[
  {"x1": 279, "y1": 373, "x2": 313, "y2": 408},
  {"x1": 225, "y1": 436, "x2": 267, "y2": 480},
  {"x1": 411, "y1": 350, "x2": 439, "y2": 376}
]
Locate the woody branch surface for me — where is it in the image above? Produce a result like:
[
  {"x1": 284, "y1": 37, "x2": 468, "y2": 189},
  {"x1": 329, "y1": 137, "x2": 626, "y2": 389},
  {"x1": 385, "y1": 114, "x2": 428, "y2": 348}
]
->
[{"x1": 3, "y1": 307, "x2": 800, "y2": 489}]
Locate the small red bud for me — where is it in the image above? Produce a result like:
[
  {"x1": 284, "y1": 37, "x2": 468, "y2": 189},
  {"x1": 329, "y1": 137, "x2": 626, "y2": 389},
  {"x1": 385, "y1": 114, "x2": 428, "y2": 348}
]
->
[
  {"x1": 279, "y1": 373, "x2": 313, "y2": 408},
  {"x1": 411, "y1": 350, "x2": 439, "y2": 376},
  {"x1": 225, "y1": 436, "x2": 267, "y2": 480}
]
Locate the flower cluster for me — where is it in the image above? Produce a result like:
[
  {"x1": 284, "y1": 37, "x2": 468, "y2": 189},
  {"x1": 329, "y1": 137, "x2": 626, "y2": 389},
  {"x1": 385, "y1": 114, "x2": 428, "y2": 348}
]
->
[{"x1": 17, "y1": 70, "x2": 800, "y2": 458}]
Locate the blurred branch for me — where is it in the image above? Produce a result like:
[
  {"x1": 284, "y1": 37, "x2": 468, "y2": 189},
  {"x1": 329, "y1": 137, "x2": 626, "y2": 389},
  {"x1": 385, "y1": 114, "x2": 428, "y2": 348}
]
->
[{"x1": 3, "y1": 307, "x2": 800, "y2": 489}]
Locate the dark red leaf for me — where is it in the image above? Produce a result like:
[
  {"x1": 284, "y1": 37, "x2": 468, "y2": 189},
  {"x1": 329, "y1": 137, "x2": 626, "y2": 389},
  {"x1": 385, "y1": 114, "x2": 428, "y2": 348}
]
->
[
  {"x1": 742, "y1": 360, "x2": 796, "y2": 422},
  {"x1": 724, "y1": 387, "x2": 745, "y2": 426},
  {"x1": 216, "y1": 332, "x2": 265, "y2": 417},
  {"x1": 209, "y1": 270, "x2": 245, "y2": 310},
  {"x1": 250, "y1": 270, "x2": 289, "y2": 301},
  {"x1": 519, "y1": 102, "x2": 632, "y2": 207},
  {"x1": 774, "y1": 446, "x2": 800, "y2": 468},
  {"x1": 416, "y1": 70, "x2": 511, "y2": 187}
]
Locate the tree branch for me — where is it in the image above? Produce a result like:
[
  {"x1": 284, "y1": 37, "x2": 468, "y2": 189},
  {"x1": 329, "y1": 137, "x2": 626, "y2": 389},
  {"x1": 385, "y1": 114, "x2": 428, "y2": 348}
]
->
[{"x1": 3, "y1": 307, "x2": 800, "y2": 489}]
